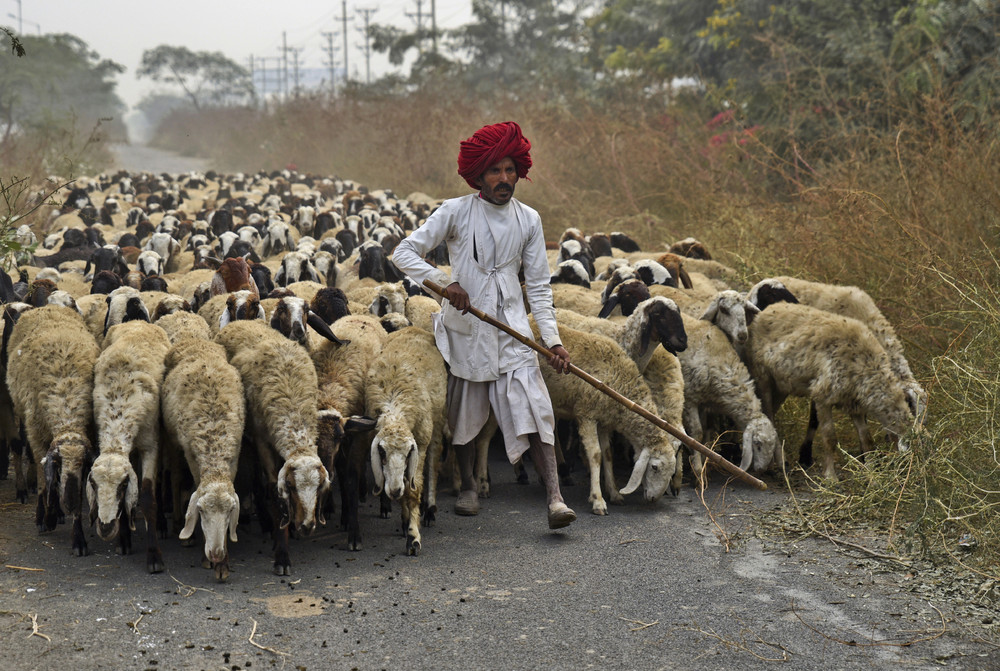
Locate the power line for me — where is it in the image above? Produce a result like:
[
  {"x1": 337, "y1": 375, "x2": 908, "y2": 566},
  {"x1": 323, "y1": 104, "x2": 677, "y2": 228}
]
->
[
  {"x1": 320, "y1": 31, "x2": 340, "y2": 95},
  {"x1": 336, "y1": 1, "x2": 354, "y2": 86}
]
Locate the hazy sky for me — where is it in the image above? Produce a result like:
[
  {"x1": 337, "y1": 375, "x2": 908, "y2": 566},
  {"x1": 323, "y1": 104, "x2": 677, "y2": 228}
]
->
[{"x1": 5, "y1": 0, "x2": 474, "y2": 110}]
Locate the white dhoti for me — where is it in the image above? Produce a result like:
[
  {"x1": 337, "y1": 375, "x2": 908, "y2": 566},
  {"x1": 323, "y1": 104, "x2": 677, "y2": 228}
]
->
[{"x1": 447, "y1": 367, "x2": 556, "y2": 463}]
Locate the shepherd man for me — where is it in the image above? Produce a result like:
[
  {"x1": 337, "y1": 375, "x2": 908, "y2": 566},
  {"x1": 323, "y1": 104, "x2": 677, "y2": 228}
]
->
[{"x1": 391, "y1": 121, "x2": 577, "y2": 530}]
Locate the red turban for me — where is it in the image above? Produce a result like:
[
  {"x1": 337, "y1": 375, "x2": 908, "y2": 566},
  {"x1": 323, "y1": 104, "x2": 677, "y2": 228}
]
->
[{"x1": 457, "y1": 121, "x2": 532, "y2": 190}]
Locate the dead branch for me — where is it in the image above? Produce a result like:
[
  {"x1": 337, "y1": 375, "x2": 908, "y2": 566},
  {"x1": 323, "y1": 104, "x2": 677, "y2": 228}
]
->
[
  {"x1": 248, "y1": 618, "x2": 290, "y2": 656},
  {"x1": 27, "y1": 614, "x2": 50, "y2": 642}
]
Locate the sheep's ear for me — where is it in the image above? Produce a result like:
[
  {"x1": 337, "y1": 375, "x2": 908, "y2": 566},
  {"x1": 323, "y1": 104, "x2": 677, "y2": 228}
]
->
[
  {"x1": 307, "y1": 311, "x2": 350, "y2": 346},
  {"x1": 598, "y1": 294, "x2": 619, "y2": 319},
  {"x1": 370, "y1": 437, "x2": 384, "y2": 496},
  {"x1": 619, "y1": 448, "x2": 650, "y2": 495},
  {"x1": 639, "y1": 320, "x2": 653, "y2": 356},
  {"x1": 406, "y1": 442, "x2": 419, "y2": 491},
  {"x1": 228, "y1": 493, "x2": 240, "y2": 542},
  {"x1": 125, "y1": 468, "x2": 139, "y2": 530},
  {"x1": 678, "y1": 266, "x2": 693, "y2": 289},
  {"x1": 743, "y1": 300, "x2": 761, "y2": 326},
  {"x1": 346, "y1": 416, "x2": 377, "y2": 433},
  {"x1": 219, "y1": 308, "x2": 232, "y2": 330},
  {"x1": 179, "y1": 490, "x2": 201, "y2": 540},
  {"x1": 699, "y1": 299, "x2": 719, "y2": 323}
]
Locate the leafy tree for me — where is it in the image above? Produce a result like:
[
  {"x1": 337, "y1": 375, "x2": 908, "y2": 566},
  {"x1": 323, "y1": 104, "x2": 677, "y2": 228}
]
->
[
  {"x1": 138, "y1": 45, "x2": 254, "y2": 110},
  {"x1": 0, "y1": 33, "x2": 125, "y2": 143}
]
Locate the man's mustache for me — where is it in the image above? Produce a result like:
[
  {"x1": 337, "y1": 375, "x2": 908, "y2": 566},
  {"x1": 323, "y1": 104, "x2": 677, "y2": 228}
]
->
[{"x1": 494, "y1": 184, "x2": 512, "y2": 192}]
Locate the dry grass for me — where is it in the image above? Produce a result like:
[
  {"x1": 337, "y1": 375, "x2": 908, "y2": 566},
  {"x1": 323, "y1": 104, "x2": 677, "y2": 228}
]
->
[{"x1": 151, "y1": 86, "x2": 1000, "y2": 572}]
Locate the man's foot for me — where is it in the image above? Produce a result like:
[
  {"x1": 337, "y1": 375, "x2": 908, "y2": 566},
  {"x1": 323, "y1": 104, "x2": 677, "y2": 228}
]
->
[
  {"x1": 547, "y1": 502, "x2": 576, "y2": 529},
  {"x1": 455, "y1": 490, "x2": 480, "y2": 516}
]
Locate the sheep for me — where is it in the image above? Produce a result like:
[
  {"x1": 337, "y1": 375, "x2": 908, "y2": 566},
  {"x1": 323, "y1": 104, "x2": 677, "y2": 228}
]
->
[
  {"x1": 743, "y1": 301, "x2": 918, "y2": 480},
  {"x1": 143, "y1": 232, "x2": 182, "y2": 273},
  {"x1": 274, "y1": 251, "x2": 320, "y2": 287},
  {"x1": 215, "y1": 320, "x2": 331, "y2": 575},
  {"x1": 102, "y1": 287, "x2": 151, "y2": 337},
  {"x1": 267, "y1": 295, "x2": 349, "y2": 348},
  {"x1": 550, "y1": 259, "x2": 592, "y2": 288},
  {"x1": 198, "y1": 290, "x2": 263, "y2": 336},
  {"x1": 675, "y1": 311, "x2": 780, "y2": 476},
  {"x1": 551, "y1": 283, "x2": 605, "y2": 317},
  {"x1": 136, "y1": 249, "x2": 164, "y2": 277},
  {"x1": 531, "y1": 321, "x2": 679, "y2": 514},
  {"x1": 365, "y1": 327, "x2": 448, "y2": 555},
  {"x1": 210, "y1": 256, "x2": 260, "y2": 297},
  {"x1": 403, "y1": 294, "x2": 440, "y2": 332},
  {"x1": 747, "y1": 276, "x2": 927, "y2": 423},
  {"x1": 155, "y1": 309, "x2": 211, "y2": 343},
  {"x1": 88, "y1": 321, "x2": 172, "y2": 572},
  {"x1": 310, "y1": 314, "x2": 387, "y2": 550},
  {"x1": 669, "y1": 237, "x2": 712, "y2": 260},
  {"x1": 162, "y1": 337, "x2": 245, "y2": 581},
  {"x1": 6, "y1": 305, "x2": 100, "y2": 556}
]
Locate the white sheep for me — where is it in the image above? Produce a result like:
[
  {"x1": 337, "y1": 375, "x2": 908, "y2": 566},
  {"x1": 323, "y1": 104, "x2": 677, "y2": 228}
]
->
[
  {"x1": 365, "y1": 327, "x2": 448, "y2": 556},
  {"x1": 162, "y1": 337, "x2": 246, "y2": 581},
  {"x1": 88, "y1": 320, "x2": 172, "y2": 572},
  {"x1": 532, "y1": 321, "x2": 679, "y2": 514},
  {"x1": 5, "y1": 304, "x2": 100, "y2": 556},
  {"x1": 677, "y1": 312, "x2": 780, "y2": 476},
  {"x1": 215, "y1": 319, "x2": 331, "y2": 575},
  {"x1": 748, "y1": 276, "x2": 927, "y2": 422},
  {"x1": 744, "y1": 301, "x2": 917, "y2": 480}
]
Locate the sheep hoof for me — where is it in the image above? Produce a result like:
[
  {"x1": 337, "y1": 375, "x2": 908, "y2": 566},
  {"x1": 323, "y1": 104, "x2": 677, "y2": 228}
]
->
[
  {"x1": 421, "y1": 504, "x2": 436, "y2": 528},
  {"x1": 147, "y1": 552, "x2": 164, "y2": 574},
  {"x1": 73, "y1": 540, "x2": 89, "y2": 557},
  {"x1": 346, "y1": 531, "x2": 363, "y2": 552},
  {"x1": 214, "y1": 564, "x2": 230, "y2": 582},
  {"x1": 16, "y1": 489, "x2": 27, "y2": 504},
  {"x1": 478, "y1": 482, "x2": 490, "y2": 498},
  {"x1": 406, "y1": 535, "x2": 421, "y2": 556},
  {"x1": 201, "y1": 556, "x2": 212, "y2": 570},
  {"x1": 591, "y1": 503, "x2": 608, "y2": 516},
  {"x1": 273, "y1": 562, "x2": 291, "y2": 576},
  {"x1": 608, "y1": 493, "x2": 624, "y2": 505}
]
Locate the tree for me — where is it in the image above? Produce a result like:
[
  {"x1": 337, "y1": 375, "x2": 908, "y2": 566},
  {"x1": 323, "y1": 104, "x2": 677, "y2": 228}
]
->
[
  {"x1": 0, "y1": 33, "x2": 126, "y2": 144},
  {"x1": 138, "y1": 45, "x2": 254, "y2": 110}
]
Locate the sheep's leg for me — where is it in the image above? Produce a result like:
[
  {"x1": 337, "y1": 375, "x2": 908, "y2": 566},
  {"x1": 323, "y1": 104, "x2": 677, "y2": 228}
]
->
[
  {"x1": 683, "y1": 403, "x2": 705, "y2": 480},
  {"x1": 71, "y1": 512, "x2": 88, "y2": 557},
  {"x1": 851, "y1": 412, "x2": 874, "y2": 461},
  {"x1": 0, "y1": 436, "x2": 8, "y2": 481},
  {"x1": 815, "y1": 404, "x2": 838, "y2": 481},
  {"x1": 598, "y1": 430, "x2": 623, "y2": 505},
  {"x1": 422, "y1": 430, "x2": 443, "y2": 527},
  {"x1": 555, "y1": 419, "x2": 576, "y2": 487},
  {"x1": 670, "y1": 440, "x2": 684, "y2": 496},
  {"x1": 798, "y1": 403, "x2": 818, "y2": 468},
  {"x1": 138, "y1": 437, "x2": 164, "y2": 573},
  {"x1": 335, "y1": 437, "x2": 363, "y2": 551},
  {"x1": 577, "y1": 421, "x2": 607, "y2": 515},
  {"x1": 403, "y1": 485, "x2": 422, "y2": 556},
  {"x1": 12, "y1": 429, "x2": 30, "y2": 503}
]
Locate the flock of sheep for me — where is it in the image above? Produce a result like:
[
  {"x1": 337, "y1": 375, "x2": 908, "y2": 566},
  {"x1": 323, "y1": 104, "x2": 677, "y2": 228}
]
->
[{"x1": 0, "y1": 168, "x2": 925, "y2": 581}]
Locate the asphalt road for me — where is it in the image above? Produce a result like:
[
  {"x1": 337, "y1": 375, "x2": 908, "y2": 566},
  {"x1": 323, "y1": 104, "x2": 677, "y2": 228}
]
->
[
  {"x1": 1, "y1": 145, "x2": 996, "y2": 670},
  {"x1": 0, "y1": 454, "x2": 996, "y2": 671}
]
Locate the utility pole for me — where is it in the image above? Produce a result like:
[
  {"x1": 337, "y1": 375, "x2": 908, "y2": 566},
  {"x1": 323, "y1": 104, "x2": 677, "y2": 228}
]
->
[
  {"x1": 356, "y1": 8, "x2": 376, "y2": 85},
  {"x1": 406, "y1": 0, "x2": 424, "y2": 55},
  {"x1": 247, "y1": 55, "x2": 256, "y2": 103},
  {"x1": 280, "y1": 31, "x2": 289, "y2": 100},
  {"x1": 430, "y1": 0, "x2": 437, "y2": 53},
  {"x1": 321, "y1": 30, "x2": 339, "y2": 95},
  {"x1": 336, "y1": 0, "x2": 353, "y2": 87}
]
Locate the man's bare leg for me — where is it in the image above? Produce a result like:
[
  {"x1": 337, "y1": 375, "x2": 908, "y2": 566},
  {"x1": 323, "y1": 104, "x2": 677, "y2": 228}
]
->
[
  {"x1": 528, "y1": 434, "x2": 576, "y2": 529},
  {"x1": 454, "y1": 443, "x2": 479, "y2": 516}
]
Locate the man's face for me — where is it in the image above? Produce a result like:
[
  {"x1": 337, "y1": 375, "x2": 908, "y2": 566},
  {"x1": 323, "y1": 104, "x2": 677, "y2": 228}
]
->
[{"x1": 477, "y1": 156, "x2": 518, "y2": 205}]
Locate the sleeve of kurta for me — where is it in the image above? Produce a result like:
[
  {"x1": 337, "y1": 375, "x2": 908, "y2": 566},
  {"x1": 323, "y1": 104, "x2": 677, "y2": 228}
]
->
[
  {"x1": 522, "y1": 218, "x2": 562, "y2": 349},
  {"x1": 390, "y1": 206, "x2": 453, "y2": 294}
]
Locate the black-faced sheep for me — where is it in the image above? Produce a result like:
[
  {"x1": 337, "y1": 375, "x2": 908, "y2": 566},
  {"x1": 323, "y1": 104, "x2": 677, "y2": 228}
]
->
[{"x1": 6, "y1": 305, "x2": 100, "y2": 556}]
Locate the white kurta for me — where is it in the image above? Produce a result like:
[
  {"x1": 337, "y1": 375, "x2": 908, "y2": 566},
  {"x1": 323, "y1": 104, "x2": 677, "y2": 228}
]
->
[{"x1": 392, "y1": 193, "x2": 561, "y2": 460}]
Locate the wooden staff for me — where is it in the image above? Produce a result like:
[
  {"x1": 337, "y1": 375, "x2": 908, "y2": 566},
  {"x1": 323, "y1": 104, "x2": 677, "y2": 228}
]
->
[{"x1": 423, "y1": 279, "x2": 768, "y2": 491}]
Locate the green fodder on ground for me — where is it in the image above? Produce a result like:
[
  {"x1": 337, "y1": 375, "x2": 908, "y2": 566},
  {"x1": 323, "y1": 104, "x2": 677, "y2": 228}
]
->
[{"x1": 152, "y1": 90, "x2": 1000, "y2": 574}]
